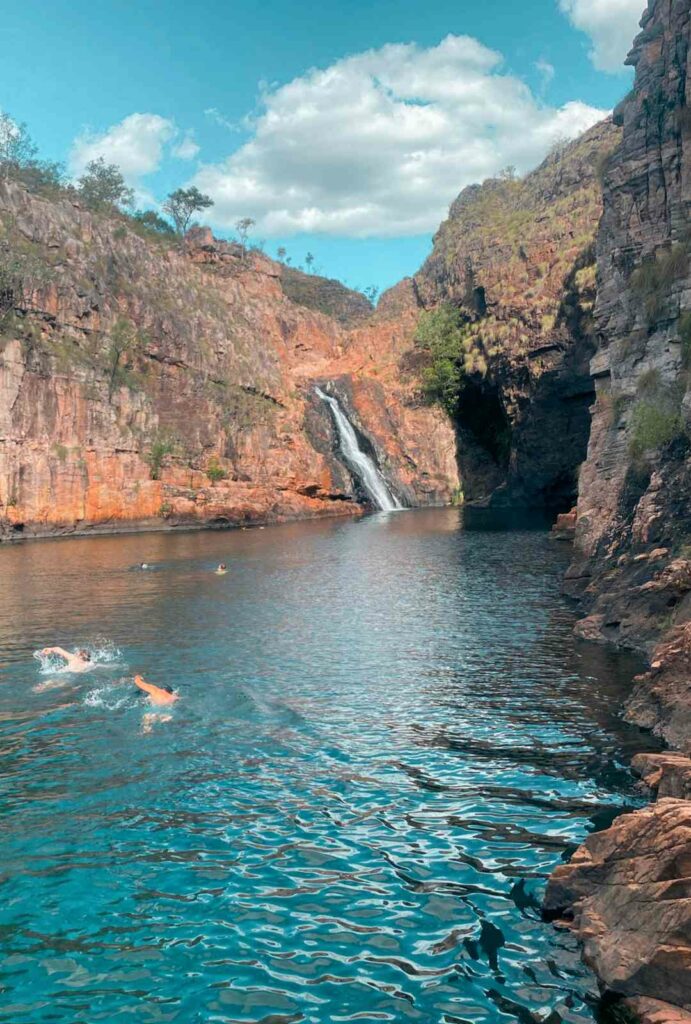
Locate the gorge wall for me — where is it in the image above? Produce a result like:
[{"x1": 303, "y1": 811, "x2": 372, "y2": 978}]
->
[
  {"x1": 545, "y1": 2, "x2": 691, "y2": 1020},
  {"x1": 412, "y1": 118, "x2": 620, "y2": 511},
  {"x1": 0, "y1": 183, "x2": 457, "y2": 539}
]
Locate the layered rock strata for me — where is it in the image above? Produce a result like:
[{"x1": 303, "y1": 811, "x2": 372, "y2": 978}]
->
[
  {"x1": 0, "y1": 186, "x2": 457, "y2": 538},
  {"x1": 414, "y1": 118, "x2": 620, "y2": 510},
  {"x1": 547, "y1": 3, "x2": 691, "y2": 1018}
]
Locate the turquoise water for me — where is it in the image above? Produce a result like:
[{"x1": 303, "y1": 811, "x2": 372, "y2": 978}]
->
[{"x1": 0, "y1": 509, "x2": 654, "y2": 1024}]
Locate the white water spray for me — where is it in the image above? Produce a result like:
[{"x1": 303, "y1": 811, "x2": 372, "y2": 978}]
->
[{"x1": 315, "y1": 386, "x2": 402, "y2": 512}]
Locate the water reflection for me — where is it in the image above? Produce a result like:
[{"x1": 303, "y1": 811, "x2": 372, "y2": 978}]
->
[{"x1": 0, "y1": 509, "x2": 656, "y2": 1024}]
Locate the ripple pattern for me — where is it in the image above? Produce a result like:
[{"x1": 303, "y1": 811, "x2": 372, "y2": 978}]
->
[{"x1": 0, "y1": 509, "x2": 657, "y2": 1023}]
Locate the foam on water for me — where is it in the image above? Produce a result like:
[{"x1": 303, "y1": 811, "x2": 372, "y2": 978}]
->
[{"x1": 33, "y1": 640, "x2": 122, "y2": 674}]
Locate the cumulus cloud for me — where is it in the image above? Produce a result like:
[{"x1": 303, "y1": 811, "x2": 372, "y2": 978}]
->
[
  {"x1": 70, "y1": 113, "x2": 176, "y2": 180},
  {"x1": 191, "y1": 35, "x2": 606, "y2": 238},
  {"x1": 558, "y1": 0, "x2": 644, "y2": 72}
]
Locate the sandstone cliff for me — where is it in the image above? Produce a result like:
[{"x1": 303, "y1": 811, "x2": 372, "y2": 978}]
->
[
  {"x1": 413, "y1": 118, "x2": 620, "y2": 510},
  {"x1": 546, "y1": 3, "x2": 691, "y2": 1018},
  {"x1": 0, "y1": 184, "x2": 457, "y2": 538},
  {"x1": 565, "y1": 0, "x2": 691, "y2": 743}
]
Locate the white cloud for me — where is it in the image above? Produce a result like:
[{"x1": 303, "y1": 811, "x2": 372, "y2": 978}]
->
[
  {"x1": 70, "y1": 113, "x2": 176, "y2": 180},
  {"x1": 204, "y1": 108, "x2": 239, "y2": 132},
  {"x1": 558, "y1": 0, "x2": 644, "y2": 72},
  {"x1": 172, "y1": 133, "x2": 200, "y2": 160},
  {"x1": 191, "y1": 35, "x2": 606, "y2": 238},
  {"x1": 535, "y1": 58, "x2": 555, "y2": 89}
]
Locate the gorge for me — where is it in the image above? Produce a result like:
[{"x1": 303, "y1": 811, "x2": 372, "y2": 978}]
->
[{"x1": 1, "y1": 0, "x2": 691, "y2": 1020}]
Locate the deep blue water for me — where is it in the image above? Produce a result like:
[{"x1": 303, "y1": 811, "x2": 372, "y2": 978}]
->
[{"x1": 0, "y1": 509, "x2": 653, "y2": 1024}]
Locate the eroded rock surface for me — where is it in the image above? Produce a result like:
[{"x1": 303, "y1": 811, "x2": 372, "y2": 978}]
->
[
  {"x1": 414, "y1": 119, "x2": 620, "y2": 509},
  {"x1": 0, "y1": 183, "x2": 458, "y2": 538},
  {"x1": 544, "y1": 799, "x2": 691, "y2": 1011},
  {"x1": 567, "y1": 0, "x2": 691, "y2": 689},
  {"x1": 545, "y1": 3, "x2": 691, "y2": 1015}
]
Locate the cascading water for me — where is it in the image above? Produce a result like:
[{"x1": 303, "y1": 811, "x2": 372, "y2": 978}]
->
[{"x1": 315, "y1": 386, "x2": 402, "y2": 512}]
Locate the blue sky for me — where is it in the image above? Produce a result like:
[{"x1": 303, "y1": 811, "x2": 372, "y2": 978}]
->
[{"x1": 1, "y1": 0, "x2": 642, "y2": 293}]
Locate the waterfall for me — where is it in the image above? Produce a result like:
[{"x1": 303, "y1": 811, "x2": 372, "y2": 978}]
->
[{"x1": 315, "y1": 387, "x2": 402, "y2": 512}]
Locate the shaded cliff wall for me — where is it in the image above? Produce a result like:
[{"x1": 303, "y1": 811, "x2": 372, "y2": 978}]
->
[
  {"x1": 0, "y1": 183, "x2": 458, "y2": 538},
  {"x1": 414, "y1": 119, "x2": 620, "y2": 510},
  {"x1": 545, "y1": 6, "x2": 691, "y2": 1020},
  {"x1": 566, "y1": 0, "x2": 691, "y2": 742}
]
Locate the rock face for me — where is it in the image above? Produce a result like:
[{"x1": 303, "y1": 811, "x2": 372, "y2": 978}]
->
[
  {"x1": 0, "y1": 183, "x2": 458, "y2": 538},
  {"x1": 544, "y1": 798, "x2": 691, "y2": 1011},
  {"x1": 545, "y1": 5, "x2": 691, "y2": 1018},
  {"x1": 414, "y1": 119, "x2": 620, "y2": 510},
  {"x1": 565, "y1": 0, "x2": 691, "y2": 741}
]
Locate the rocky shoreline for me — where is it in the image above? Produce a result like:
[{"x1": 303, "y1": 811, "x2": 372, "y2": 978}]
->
[{"x1": 543, "y1": 1, "x2": 691, "y2": 1017}]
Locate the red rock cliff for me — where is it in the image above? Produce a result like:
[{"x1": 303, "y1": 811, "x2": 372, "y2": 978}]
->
[{"x1": 0, "y1": 183, "x2": 458, "y2": 538}]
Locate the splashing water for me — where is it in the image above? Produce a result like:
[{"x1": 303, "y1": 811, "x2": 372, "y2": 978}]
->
[
  {"x1": 316, "y1": 385, "x2": 402, "y2": 511},
  {"x1": 33, "y1": 640, "x2": 122, "y2": 674}
]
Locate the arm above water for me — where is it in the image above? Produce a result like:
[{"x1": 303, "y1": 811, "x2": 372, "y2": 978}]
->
[
  {"x1": 41, "y1": 646, "x2": 71, "y2": 660},
  {"x1": 134, "y1": 674, "x2": 179, "y2": 705}
]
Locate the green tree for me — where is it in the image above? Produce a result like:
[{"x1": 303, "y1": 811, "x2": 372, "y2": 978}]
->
[
  {"x1": 305, "y1": 252, "x2": 315, "y2": 273},
  {"x1": 78, "y1": 158, "x2": 134, "y2": 210},
  {"x1": 235, "y1": 217, "x2": 255, "y2": 248},
  {"x1": 0, "y1": 114, "x2": 37, "y2": 179},
  {"x1": 107, "y1": 318, "x2": 140, "y2": 400},
  {"x1": 206, "y1": 457, "x2": 227, "y2": 483},
  {"x1": 0, "y1": 244, "x2": 49, "y2": 319},
  {"x1": 133, "y1": 209, "x2": 176, "y2": 238},
  {"x1": 276, "y1": 246, "x2": 287, "y2": 263},
  {"x1": 363, "y1": 284, "x2": 379, "y2": 304},
  {"x1": 0, "y1": 114, "x2": 64, "y2": 193},
  {"x1": 415, "y1": 305, "x2": 472, "y2": 416},
  {"x1": 147, "y1": 433, "x2": 177, "y2": 480},
  {"x1": 163, "y1": 187, "x2": 214, "y2": 236}
]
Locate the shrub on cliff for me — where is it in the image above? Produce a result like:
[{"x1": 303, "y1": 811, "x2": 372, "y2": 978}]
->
[
  {"x1": 78, "y1": 158, "x2": 134, "y2": 212},
  {"x1": 147, "y1": 434, "x2": 178, "y2": 480},
  {"x1": 206, "y1": 458, "x2": 227, "y2": 484},
  {"x1": 631, "y1": 244, "x2": 689, "y2": 325},
  {"x1": 0, "y1": 113, "x2": 65, "y2": 195},
  {"x1": 415, "y1": 305, "x2": 466, "y2": 414},
  {"x1": 629, "y1": 401, "x2": 682, "y2": 458},
  {"x1": 132, "y1": 210, "x2": 177, "y2": 240},
  {"x1": 679, "y1": 311, "x2": 691, "y2": 369},
  {"x1": 415, "y1": 305, "x2": 486, "y2": 416},
  {"x1": 0, "y1": 244, "x2": 50, "y2": 321},
  {"x1": 107, "y1": 318, "x2": 144, "y2": 400}
]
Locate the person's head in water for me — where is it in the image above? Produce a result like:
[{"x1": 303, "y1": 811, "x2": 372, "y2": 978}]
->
[{"x1": 78, "y1": 649, "x2": 91, "y2": 662}]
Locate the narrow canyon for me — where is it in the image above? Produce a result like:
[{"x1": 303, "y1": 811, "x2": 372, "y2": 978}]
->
[{"x1": 1, "y1": 0, "x2": 690, "y2": 1019}]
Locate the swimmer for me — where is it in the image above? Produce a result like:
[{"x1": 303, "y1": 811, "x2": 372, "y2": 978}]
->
[
  {"x1": 140, "y1": 562, "x2": 149, "y2": 570},
  {"x1": 40, "y1": 647, "x2": 93, "y2": 673},
  {"x1": 215, "y1": 563, "x2": 228, "y2": 575},
  {"x1": 133, "y1": 674, "x2": 179, "y2": 706},
  {"x1": 141, "y1": 712, "x2": 172, "y2": 734},
  {"x1": 33, "y1": 678, "x2": 71, "y2": 693}
]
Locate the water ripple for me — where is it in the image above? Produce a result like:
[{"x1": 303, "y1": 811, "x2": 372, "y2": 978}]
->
[{"x1": 0, "y1": 510, "x2": 657, "y2": 1023}]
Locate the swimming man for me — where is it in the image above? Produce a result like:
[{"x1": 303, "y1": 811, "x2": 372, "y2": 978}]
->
[
  {"x1": 40, "y1": 647, "x2": 93, "y2": 673},
  {"x1": 134, "y1": 674, "x2": 179, "y2": 706}
]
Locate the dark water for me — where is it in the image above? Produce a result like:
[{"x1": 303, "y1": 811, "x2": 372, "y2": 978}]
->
[{"x1": 0, "y1": 509, "x2": 653, "y2": 1024}]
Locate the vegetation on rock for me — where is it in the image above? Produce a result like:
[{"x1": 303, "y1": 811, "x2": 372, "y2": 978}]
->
[{"x1": 163, "y1": 187, "x2": 214, "y2": 236}]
